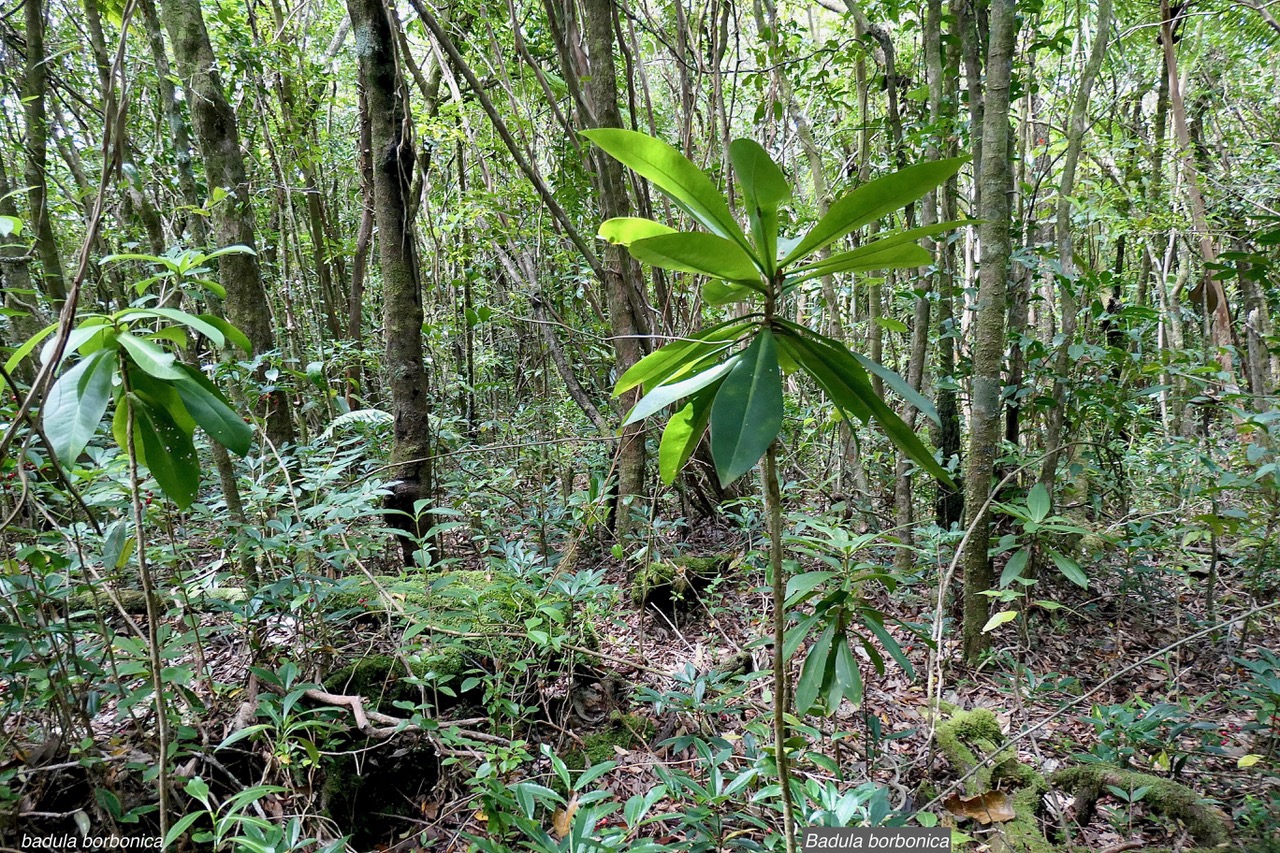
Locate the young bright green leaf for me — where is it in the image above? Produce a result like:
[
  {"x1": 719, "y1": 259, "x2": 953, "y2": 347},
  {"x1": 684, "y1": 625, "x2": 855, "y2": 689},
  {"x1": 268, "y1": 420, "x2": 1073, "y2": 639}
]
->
[
  {"x1": 623, "y1": 357, "x2": 737, "y2": 427},
  {"x1": 118, "y1": 308, "x2": 226, "y2": 348},
  {"x1": 1027, "y1": 483, "x2": 1051, "y2": 523},
  {"x1": 784, "y1": 571, "x2": 837, "y2": 608},
  {"x1": 5, "y1": 322, "x2": 57, "y2": 373},
  {"x1": 174, "y1": 366, "x2": 253, "y2": 456},
  {"x1": 795, "y1": 622, "x2": 836, "y2": 715},
  {"x1": 598, "y1": 217, "x2": 676, "y2": 246},
  {"x1": 627, "y1": 232, "x2": 764, "y2": 284},
  {"x1": 710, "y1": 329, "x2": 783, "y2": 487},
  {"x1": 730, "y1": 139, "x2": 790, "y2": 273},
  {"x1": 702, "y1": 280, "x2": 760, "y2": 306},
  {"x1": 118, "y1": 332, "x2": 186, "y2": 380},
  {"x1": 614, "y1": 318, "x2": 752, "y2": 396},
  {"x1": 43, "y1": 350, "x2": 116, "y2": 464},
  {"x1": 982, "y1": 610, "x2": 1019, "y2": 633},
  {"x1": 1049, "y1": 550, "x2": 1089, "y2": 588},
  {"x1": 582, "y1": 129, "x2": 749, "y2": 249},
  {"x1": 658, "y1": 382, "x2": 718, "y2": 485},
  {"x1": 783, "y1": 157, "x2": 968, "y2": 265},
  {"x1": 999, "y1": 549, "x2": 1030, "y2": 588},
  {"x1": 789, "y1": 243, "x2": 931, "y2": 283},
  {"x1": 39, "y1": 318, "x2": 113, "y2": 367}
]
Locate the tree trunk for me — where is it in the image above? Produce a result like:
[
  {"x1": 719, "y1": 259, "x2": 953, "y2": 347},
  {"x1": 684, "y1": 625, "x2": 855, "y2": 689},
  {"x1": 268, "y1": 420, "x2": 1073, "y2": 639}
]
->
[
  {"x1": 160, "y1": 0, "x2": 295, "y2": 448},
  {"x1": 23, "y1": 0, "x2": 68, "y2": 308},
  {"x1": 577, "y1": 0, "x2": 651, "y2": 541},
  {"x1": 961, "y1": 0, "x2": 1017, "y2": 665},
  {"x1": 347, "y1": 0, "x2": 435, "y2": 565}
]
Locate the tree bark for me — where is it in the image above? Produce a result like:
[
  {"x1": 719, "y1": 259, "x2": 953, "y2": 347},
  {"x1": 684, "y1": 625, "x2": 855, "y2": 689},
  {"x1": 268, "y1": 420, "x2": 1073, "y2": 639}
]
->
[
  {"x1": 160, "y1": 0, "x2": 295, "y2": 448},
  {"x1": 22, "y1": 0, "x2": 68, "y2": 308},
  {"x1": 961, "y1": 0, "x2": 1017, "y2": 665},
  {"x1": 347, "y1": 0, "x2": 435, "y2": 565}
]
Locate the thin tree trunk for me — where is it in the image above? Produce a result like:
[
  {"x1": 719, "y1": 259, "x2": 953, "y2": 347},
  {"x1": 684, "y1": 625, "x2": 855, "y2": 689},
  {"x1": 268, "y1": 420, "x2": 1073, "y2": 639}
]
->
[
  {"x1": 1038, "y1": 0, "x2": 1113, "y2": 491},
  {"x1": 347, "y1": 0, "x2": 435, "y2": 564},
  {"x1": 961, "y1": 0, "x2": 1017, "y2": 665},
  {"x1": 23, "y1": 0, "x2": 68, "y2": 308},
  {"x1": 160, "y1": 0, "x2": 295, "y2": 448}
]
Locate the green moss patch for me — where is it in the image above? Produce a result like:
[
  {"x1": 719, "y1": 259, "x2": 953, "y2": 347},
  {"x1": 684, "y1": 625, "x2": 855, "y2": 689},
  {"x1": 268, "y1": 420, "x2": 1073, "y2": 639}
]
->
[
  {"x1": 1048, "y1": 764, "x2": 1230, "y2": 847},
  {"x1": 631, "y1": 554, "x2": 732, "y2": 613}
]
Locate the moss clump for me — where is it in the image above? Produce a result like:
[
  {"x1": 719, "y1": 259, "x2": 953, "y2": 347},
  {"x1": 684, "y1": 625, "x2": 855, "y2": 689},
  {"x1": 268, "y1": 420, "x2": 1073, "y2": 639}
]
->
[
  {"x1": 563, "y1": 712, "x2": 656, "y2": 772},
  {"x1": 1048, "y1": 765, "x2": 1230, "y2": 847},
  {"x1": 631, "y1": 555, "x2": 732, "y2": 613},
  {"x1": 326, "y1": 569, "x2": 518, "y2": 630},
  {"x1": 935, "y1": 707, "x2": 1052, "y2": 853}
]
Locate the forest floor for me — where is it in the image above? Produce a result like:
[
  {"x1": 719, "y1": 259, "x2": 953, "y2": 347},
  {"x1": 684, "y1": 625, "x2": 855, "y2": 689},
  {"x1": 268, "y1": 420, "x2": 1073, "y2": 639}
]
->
[{"x1": 9, "y1": 519, "x2": 1279, "y2": 852}]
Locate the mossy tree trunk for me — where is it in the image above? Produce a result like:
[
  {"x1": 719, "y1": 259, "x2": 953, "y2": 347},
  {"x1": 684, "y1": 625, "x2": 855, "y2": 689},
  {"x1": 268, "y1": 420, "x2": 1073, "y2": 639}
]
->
[
  {"x1": 347, "y1": 0, "x2": 434, "y2": 564},
  {"x1": 159, "y1": 0, "x2": 296, "y2": 449}
]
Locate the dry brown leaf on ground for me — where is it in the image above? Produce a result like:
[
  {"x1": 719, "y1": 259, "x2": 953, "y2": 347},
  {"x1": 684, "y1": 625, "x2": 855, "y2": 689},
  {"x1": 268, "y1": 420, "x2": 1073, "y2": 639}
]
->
[{"x1": 944, "y1": 790, "x2": 1016, "y2": 824}]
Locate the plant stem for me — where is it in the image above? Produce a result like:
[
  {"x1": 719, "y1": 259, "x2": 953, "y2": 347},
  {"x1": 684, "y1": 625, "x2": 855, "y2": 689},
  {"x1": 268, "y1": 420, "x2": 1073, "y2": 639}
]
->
[
  {"x1": 764, "y1": 440, "x2": 797, "y2": 853},
  {"x1": 121, "y1": 367, "x2": 170, "y2": 839}
]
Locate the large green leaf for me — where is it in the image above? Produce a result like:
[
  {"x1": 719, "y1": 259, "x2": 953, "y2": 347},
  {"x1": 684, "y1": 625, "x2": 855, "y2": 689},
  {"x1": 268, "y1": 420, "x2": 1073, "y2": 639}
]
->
[
  {"x1": 126, "y1": 394, "x2": 200, "y2": 509},
  {"x1": 833, "y1": 634, "x2": 864, "y2": 707},
  {"x1": 5, "y1": 322, "x2": 57, "y2": 373},
  {"x1": 118, "y1": 332, "x2": 186, "y2": 380},
  {"x1": 775, "y1": 329, "x2": 872, "y2": 425},
  {"x1": 623, "y1": 357, "x2": 737, "y2": 427},
  {"x1": 849, "y1": 351, "x2": 939, "y2": 426},
  {"x1": 795, "y1": 622, "x2": 835, "y2": 715},
  {"x1": 582, "y1": 129, "x2": 749, "y2": 250},
  {"x1": 38, "y1": 318, "x2": 113, "y2": 367},
  {"x1": 658, "y1": 381, "x2": 718, "y2": 485},
  {"x1": 788, "y1": 243, "x2": 931, "y2": 284},
  {"x1": 701, "y1": 280, "x2": 760, "y2": 306},
  {"x1": 196, "y1": 314, "x2": 252, "y2": 355},
  {"x1": 598, "y1": 217, "x2": 676, "y2": 246},
  {"x1": 776, "y1": 322, "x2": 952, "y2": 485},
  {"x1": 613, "y1": 318, "x2": 753, "y2": 396},
  {"x1": 730, "y1": 139, "x2": 790, "y2": 274},
  {"x1": 117, "y1": 308, "x2": 226, "y2": 348},
  {"x1": 1049, "y1": 550, "x2": 1089, "y2": 589},
  {"x1": 43, "y1": 349, "x2": 116, "y2": 464},
  {"x1": 174, "y1": 365, "x2": 253, "y2": 456},
  {"x1": 710, "y1": 329, "x2": 783, "y2": 486},
  {"x1": 783, "y1": 157, "x2": 968, "y2": 265},
  {"x1": 627, "y1": 232, "x2": 764, "y2": 284},
  {"x1": 126, "y1": 368, "x2": 197, "y2": 435},
  {"x1": 790, "y1": 220, "x2": 969, "y2": 277}
]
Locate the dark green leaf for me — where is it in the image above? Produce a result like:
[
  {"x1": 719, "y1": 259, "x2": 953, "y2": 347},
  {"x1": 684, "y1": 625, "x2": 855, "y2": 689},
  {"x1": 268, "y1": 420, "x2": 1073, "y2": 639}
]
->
[
  {"x1": 789, "y1": 243, "x2": 931, "y2": 283},
  {"x1": 710, "y1": 329, "x2": 783, "y2": 486},
  {"x1": 658, "y1": 381, "x2": 718, "y2": 485},
  {"x1": 132, "y1": 396, "x2": 200, "y2": 509},
  {"x1": 784, "y1": 571, "x2": 836, "y2": 608},
  {"x1": 849, "y1": 351, "x2": 940, "y2": 427},
  {"x1": 118, "y1": 308, "x2": 225, "y2": 347},
  {"x1": 174, "y1": 366, "x2": 253, "y2": 456},
  {"x1": 999, "y1": 550, "x2": 1030, "y2": 588},
  {"x1": 790, "y1": 220, "x2": 969, "y2": 278},
  {"x1": 1050, "y1": 550, "x2": 1089, "y2": 588},
  {"x1": 796, "y1": 623, "x2": 835, "y2": 715},
  {"x1": 627, "y1": 232, "x2": 764, "y2": 283},
  {"x1": 583, "y1": 129, "x2": 748, "y2": 249},
  {"x1": 784, "y1": 157, "x2": 968, "y2": 265},
  {"x1": 775, "y1": 328, "x2": 872, "y2": 424},
  {"x1": 862, "y1": 613, "x2": 915, "y2": 678},
  {"x1": 833, "y1": 633, "x2": 863, "y2": 707},
  {"x1": 44, "y1": 350, "x2": 116, "y2": 464}
]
